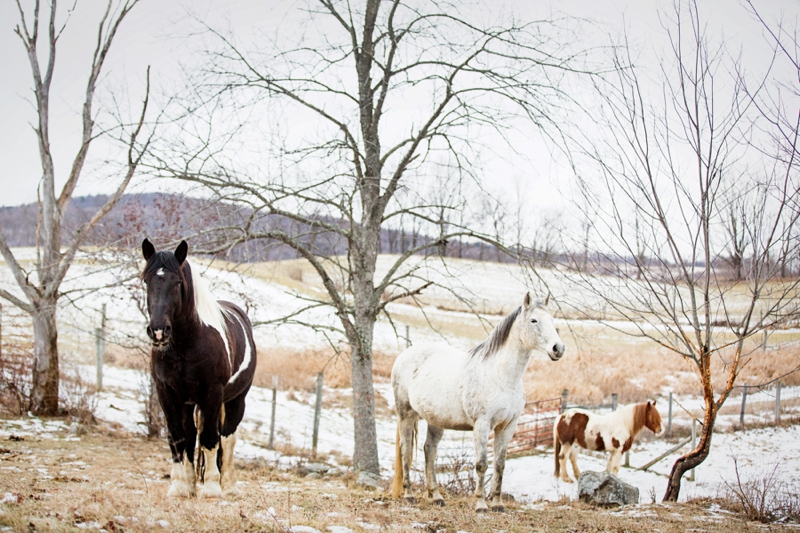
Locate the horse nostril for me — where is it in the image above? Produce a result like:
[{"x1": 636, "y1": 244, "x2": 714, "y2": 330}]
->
[
  {"x1": 164, "y1": 325, "x2": 172, "y2": 337},
  {"x1": 146, "y1": 326, "x2": 154, "y2": 339}
]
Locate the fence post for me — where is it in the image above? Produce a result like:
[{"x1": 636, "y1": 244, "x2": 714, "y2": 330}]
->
[
  {"x1": 312, "y1": 372, "x2": 324, "y2": 457},
  {"x1": 740, "y1": 384, "x2": 748, "y2": 426},
  {"x1": 667, "y1": 392, "x2": 673, "y2": 437},
  {"x1": 689, "y1": 418, "x2": 696, "y2": 482},
  {"x1": 405, "y1": 325, "x2": 411, "y2": 348},
  {"x1": 95, "y1": 303, "x2": 106, "y2": 392},
  {"x1": 561, "y1": 389, "x2": 569, "y2": 413},
  {"x1": 775, "y1": 381, "x2": 782, "y2": 422},
  {"x1": 268, "y1": 376, "x2": 278, "y2": 450},
  {"x1": 611, "y1": 393, "x2": 618, "y2": 411}
]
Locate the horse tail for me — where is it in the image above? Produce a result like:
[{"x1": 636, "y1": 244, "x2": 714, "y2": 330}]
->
[
  {"x1": 390, "y1": 418, "x2": 417, "y2": 498},
  {"x1": 391, "y1": 423, "x2": 404, "y2": 498},
  {"x1": 553, "y1": 417, "x2": 561, "y2": 478}
]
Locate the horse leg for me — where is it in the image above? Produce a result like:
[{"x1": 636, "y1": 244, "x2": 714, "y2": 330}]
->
[
  {"x1": 607, "y1": 449, "x2": 622, "y2": 476},
  {"x1": 423, "y1": 424, "x2": 445, "y2": 506},
  {"x1": 569, "y1": 445, "x2": 581, "y2": 480},
  {"x1": 472, "y1": 419, "x2": 491, "y2": 512},
  {"x1": 398, "y1": 414, "x2": 419, "y2": 503},
  {"x1": 197, "y1": 391, "x2": 224, "y2": 499},
  {"x1": 155, "y1": 382, "x2": 194, "y2": 498},
  {"x1": 220, "y1": 393, "x2": 248, "y2": 493},
  {"x1": 558, "y1": 442, "x2": 574, "y2": 483},
  {"x1": 488, "y1": 422, "x2": 515, "y2": 512},
  {"x1": 178, "y1": 403, "x2": 197, "y2": 495}
]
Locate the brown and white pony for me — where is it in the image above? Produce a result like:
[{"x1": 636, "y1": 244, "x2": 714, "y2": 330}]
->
[{"x1": 553, "y1": 401, "x2": 663, "y2": 482}]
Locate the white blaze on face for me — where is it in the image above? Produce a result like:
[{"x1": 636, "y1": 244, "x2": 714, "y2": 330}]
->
[{"x1": 156, "y1": 267, "x2": 165, "y2": 277}]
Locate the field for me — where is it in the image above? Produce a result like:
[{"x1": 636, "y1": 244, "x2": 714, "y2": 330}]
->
[
  {"x1": 2, "y1": 251, "x2": 800, "y2": 530},
  {"x1": 0, "y1": 420, "x2": 788, "y2": 533}
]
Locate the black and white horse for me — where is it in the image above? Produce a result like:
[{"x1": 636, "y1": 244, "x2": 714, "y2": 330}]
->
[{"x1": 141, "y1": 239, "x2": 256, "y2": 498}]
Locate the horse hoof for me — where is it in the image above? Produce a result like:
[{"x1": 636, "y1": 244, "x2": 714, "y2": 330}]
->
[
  {"x1": 433, "y1": 499, "x2": 445, "y2": 507},
  {"x1": 167, "y1": 480, "x2": 195, "y2": 498},
  {"x1": 404, "y1": 496, "x2": 417, "y2": 504},
  {"x1": 475, "y1": 501, "x2": 489, "y2": 513},
  {"x1": 491, "y1": 504, "x2": 505, "y2": 513},
  {"x1": 561, "y1": 478, "x2": 574, "y2": 484},
  {"x1": 198, "y1": 481, "x2": 222, "y2": 499}
]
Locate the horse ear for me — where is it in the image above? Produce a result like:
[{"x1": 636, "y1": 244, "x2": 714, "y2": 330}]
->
[
  {"x1": 523, "y1": 292, "x2": 532, "y2": 309},
  {"x1": 142, "y1": 239, "x2": 155, "y2": 261},
  {"x1": 175, "y1": 240, "x2": 188, "y2": 265}
]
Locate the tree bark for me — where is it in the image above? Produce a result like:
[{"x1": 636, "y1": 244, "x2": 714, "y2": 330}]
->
[
  {"x1": 30, "y1": 298, "x2": 60, "y2": 415},
  {"x1": 348, "y1": 317, "x2": 380, "y2": 474}
]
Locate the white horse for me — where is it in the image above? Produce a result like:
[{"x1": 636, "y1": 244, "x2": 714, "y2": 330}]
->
[
  {"x1": 390, "y1": 293, "x2": 565, "y2": 512},
  {"x1": 554, "y1": 401, "x2": 663, "y2": 483}
]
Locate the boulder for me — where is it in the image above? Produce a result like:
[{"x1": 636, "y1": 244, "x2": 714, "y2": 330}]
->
[
  {"x1": 305, "y1": 462, "x2": 330, "y2": 474},
  {"x1": 578, "y1": 471, "x2": 639, "y2": 507}
]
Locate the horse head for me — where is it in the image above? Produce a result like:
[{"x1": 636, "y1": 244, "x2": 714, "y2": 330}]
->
[
  {"x1": 141, "y1": 239, "x2": 190, "y2": 349},
  {"x1": 645, "y1": 400, "x2": 664, "y2": 436},
  {"x1": 520, "y1": 292, "x2": 565, "y2": 361}
]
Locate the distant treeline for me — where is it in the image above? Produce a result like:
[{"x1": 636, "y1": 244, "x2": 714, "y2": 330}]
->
[{"x1": 0, "y1": 193, "x2": 524, "y2": 264}]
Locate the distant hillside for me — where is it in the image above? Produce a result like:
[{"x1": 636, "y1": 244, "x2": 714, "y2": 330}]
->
[{"x1": 0, "y1": 193, "x2": 515, "y2": 264}]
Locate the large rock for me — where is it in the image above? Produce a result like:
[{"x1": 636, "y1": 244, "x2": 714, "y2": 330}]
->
[{"x1": 578, "y1": 471, "x2": 639, "y2": 507}]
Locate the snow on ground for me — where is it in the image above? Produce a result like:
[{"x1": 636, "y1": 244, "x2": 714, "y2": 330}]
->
[{"x1": 33, "y1": 365, "x2": 794, "y2": 505}]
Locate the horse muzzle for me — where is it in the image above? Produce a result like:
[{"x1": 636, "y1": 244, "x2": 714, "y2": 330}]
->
[
  {"x1": 147, "y1": 325, "x2": 172, "y2": 348},
  {"x1": 548, "y1": 342, "x2": 566, "y2": 361}
]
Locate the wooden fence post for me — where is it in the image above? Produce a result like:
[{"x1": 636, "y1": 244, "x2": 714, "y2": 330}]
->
[
  {"x1": 611, "y1": 393, "x2": 618, "y2": 411},
  {"x1": 561, "y1": 389, "x2": 569, "y2": 413},
  {"x1": 740, "y1": 384, "x2": 748, "y2": 426},
  {"x1": 775, "y1": 381, "x2": 781, "y2": 422},
  {"x1": 268, "y1": 376, "x2": 278, "y2": 450},
  {"x1": 667, "y1": 392, "x2": 673, "y2": 437},
  {"x1": 689, "y1": 418, "x2": 696, "y2": 482},
  {"x1": 95, "y1": 303, "x2": 106, "y2": 392},
  {"x1": 312, "y1": 372, "x2": 324, "y2": 457}
]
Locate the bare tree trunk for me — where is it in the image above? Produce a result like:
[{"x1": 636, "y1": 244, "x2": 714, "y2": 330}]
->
[
  {"x1": 348, "y1": 316, "x2": 380, "y2": 474},
  {"x1": 665, "y1": 368, "x2": 716, "y2": 500},
  {"x1": 30, "y1": 299, "x2": 59, "y2": 414}
]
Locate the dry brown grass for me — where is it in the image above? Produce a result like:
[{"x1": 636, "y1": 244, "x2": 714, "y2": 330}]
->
[
  {"x1": 253, "y1": 346, "x2": 396, "y2": 392},
  {"x1": 0, "y1": 425, "x2": 779, "y2": 533},
  {"x1": 524, "y1": 342, "x2": 800, "y2": 406}
]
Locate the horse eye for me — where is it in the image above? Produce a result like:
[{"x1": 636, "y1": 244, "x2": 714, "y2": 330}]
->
[{"x1": 530, "y1": 319, "x2": 538, "y2": 324}]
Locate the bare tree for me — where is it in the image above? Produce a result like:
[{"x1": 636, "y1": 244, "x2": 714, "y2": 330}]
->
[
  {"x1": 564, "y1": 0, "x2": 800, "y2": 501},
  {"x1": 0, "y1": 0, "x2": 151, "y2": 414},
  {"x1": 151, "y1": 0, "x2": 592, "y2": 474}
]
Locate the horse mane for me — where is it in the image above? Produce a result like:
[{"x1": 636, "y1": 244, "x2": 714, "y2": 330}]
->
[
  {"x1": 469, "y1": 306, "x2": 522, "y2": 360},
  {"x1": 632, "y1": 403, "x2": 649, "y2": 435},
  {"x1": 192, "y1": 266, "x2": 229, "y2": 339}
]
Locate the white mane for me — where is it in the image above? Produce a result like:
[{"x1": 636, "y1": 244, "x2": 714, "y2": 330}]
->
[{"x1": 191, "y1": 263, "x2": 231, "y2": 361}]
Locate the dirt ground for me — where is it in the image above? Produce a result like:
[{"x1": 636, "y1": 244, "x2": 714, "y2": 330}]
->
[{"x1": 0, "y1": 421, "x2": 790, "y2": 533}]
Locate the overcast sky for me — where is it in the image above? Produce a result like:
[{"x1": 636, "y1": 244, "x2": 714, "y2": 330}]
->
[{"x1": 0, "y1": 0, "x2": 795, "y2": 210}]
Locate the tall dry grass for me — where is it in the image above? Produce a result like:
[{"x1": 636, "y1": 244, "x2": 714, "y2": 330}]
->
[
  {"x1": 253, "y1": 346, "x2": 396, "y2": 391},
  {"x1": 525, "y1": 343, "x2": 800, "y2": 406}
]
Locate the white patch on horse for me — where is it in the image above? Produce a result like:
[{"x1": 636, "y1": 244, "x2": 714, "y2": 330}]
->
[
  {"x1": 156, "y1": 267, "x2": 165, "y2": 277},
  {"x1": 227, "y1": 313, "x2": 252, "y2": 385},
  {"x1": 198, "y1": 444, "x2": 222, "y2": 499},
  {"x1": 191, "y1": 264, "x2": 230, "y2": 361}
]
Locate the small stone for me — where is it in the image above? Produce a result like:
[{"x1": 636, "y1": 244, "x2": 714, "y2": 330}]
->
[
  {"x1": 305, "y1": 463, "x2": 330, "y2": 474},
  {"x1": 355, "y1": 471, "x2": 381, "y2": 490},
  {"x1": 305, "y1": 472, "x2": 322, "y2": 480},
  {"x1": 578, "y1": 471, "x2": 639, "y2": 507}
]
